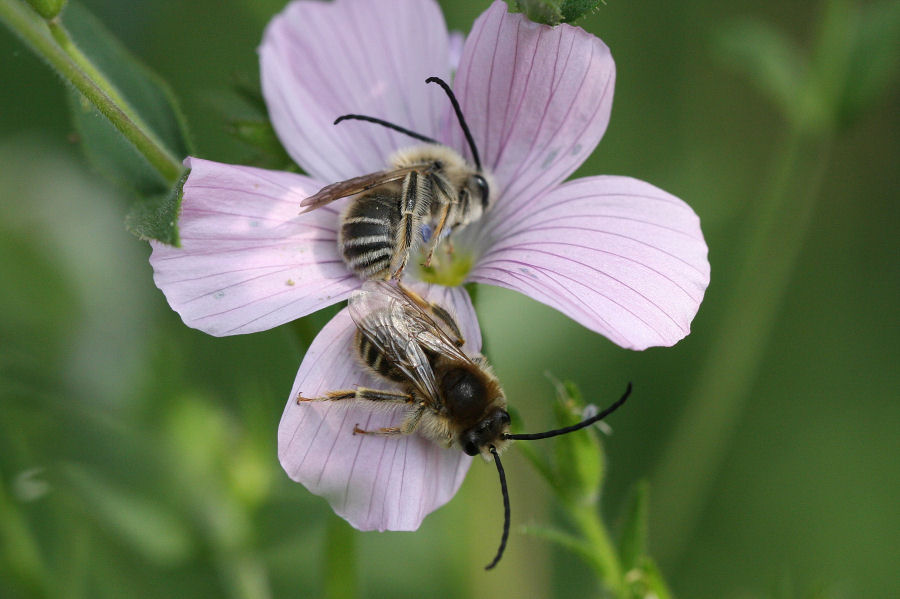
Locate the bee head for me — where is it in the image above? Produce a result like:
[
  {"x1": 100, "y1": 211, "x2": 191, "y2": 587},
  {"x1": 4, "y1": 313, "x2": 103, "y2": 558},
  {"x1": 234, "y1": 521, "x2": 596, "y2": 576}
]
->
[{"x1": 460, "y1": 408, "x2": 511, "y2": 457}]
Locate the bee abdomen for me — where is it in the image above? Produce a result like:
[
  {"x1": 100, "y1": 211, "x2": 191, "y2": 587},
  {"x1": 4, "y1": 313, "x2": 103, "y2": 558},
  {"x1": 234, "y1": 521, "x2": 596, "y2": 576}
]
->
[
  {"x1": 355, "y1": 331, "x2": 406, "y2": 382},
  {"x1": 340, "y1": 194, "x2": 399, "y2": 280}
]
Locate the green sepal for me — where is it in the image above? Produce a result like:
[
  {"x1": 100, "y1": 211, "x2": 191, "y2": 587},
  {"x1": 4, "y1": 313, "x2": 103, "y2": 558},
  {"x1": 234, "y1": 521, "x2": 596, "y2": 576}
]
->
[
  {"x1": 506, "y1": 0, "x2": 604, "y2": 25},
  {"x1": 125, "y1": 169, "x2": 189, "y2": 247},
  {"x1": 25, "y1": 0, "x2": 66, "y2": 19},
  {"x1": 616, "y1": 479, "x2": 649, "y2": 571},
  {"x1": 551, "y1": 380, "x2": 603, "y2": 506},
  {"x1": 227, "y1": 118, "x2": 298, "y2": 171}
]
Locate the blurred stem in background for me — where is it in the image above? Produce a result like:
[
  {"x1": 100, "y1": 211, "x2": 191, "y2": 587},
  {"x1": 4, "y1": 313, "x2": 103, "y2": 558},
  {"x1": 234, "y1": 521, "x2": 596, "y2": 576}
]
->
[{"x1": 652, "y1": 0, "x2": 899, "y2": 563}]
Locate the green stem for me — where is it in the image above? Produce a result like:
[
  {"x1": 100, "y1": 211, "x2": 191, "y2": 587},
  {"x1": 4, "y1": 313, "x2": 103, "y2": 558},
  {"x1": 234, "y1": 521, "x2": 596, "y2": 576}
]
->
[
  {"x1": 568, "y1": 502, "x2": 624, "y2": 596},
  {"x1": 323, "y1": 511, "x2": 357, "y2": 599},
  {"x1": 651, "y1": 124, "x2": 834, "y2": 563},
  {"x1": 0, "y1": 0, "x2": 183, "y2": 183}
]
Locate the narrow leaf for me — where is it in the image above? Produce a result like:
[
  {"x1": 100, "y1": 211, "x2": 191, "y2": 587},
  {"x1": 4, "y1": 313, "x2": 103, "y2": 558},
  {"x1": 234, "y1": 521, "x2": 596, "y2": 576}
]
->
[
  {"x1": 617, "y1": 479, "x2": 649, "y2": 571},
  {"x1": 715, "y1": 19, "x2": 806, "y2": 124}
]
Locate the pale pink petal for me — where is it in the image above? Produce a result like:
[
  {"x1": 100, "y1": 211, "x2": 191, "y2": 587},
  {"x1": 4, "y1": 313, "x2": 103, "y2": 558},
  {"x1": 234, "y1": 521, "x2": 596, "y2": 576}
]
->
[
  {"x1": 260, "y1": 0, "x2": 452, "y2": 183},
  {"x1": 469, "y1": 176, "x2": 710, "y2": 350},
  {"x1": 278, "y1": 285, "x2": 480, "y2": 531},
  {"x1": 150, "y1": 158, "x2": 358, "y2": 336},
  {"x1": 452, "y1": 1, "x2": 616, "y2": 237}
]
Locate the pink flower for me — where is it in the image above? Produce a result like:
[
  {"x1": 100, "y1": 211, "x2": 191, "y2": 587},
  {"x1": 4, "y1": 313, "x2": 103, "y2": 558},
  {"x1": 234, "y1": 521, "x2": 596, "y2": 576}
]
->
[{"x1": 150, "y1": 0, "x2": 709, "y2": 531}]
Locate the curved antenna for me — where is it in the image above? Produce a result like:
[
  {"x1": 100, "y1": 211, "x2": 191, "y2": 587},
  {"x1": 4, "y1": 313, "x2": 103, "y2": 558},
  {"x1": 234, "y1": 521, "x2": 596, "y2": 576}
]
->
[
  {"x1": 425, "y1": 76, "x2": 482, "y2": 172},
  {"x1": 485, "y1": 446, "x2": 511, "y2": 570},
  {"x1": 333, "y1": 114, "x2": 439, "y2": 145},
  {"x1": 505, "y1": 383, "x2": 632, "y2": 441}
]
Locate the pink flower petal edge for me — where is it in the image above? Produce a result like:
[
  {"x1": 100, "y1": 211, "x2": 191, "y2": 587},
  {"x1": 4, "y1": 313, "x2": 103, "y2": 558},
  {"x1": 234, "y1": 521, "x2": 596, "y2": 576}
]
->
[
  {"x1": 278, "y1": 284, "x2": 481, "y2": 531},
  {"x1": 453, "y1": 0, "x2": 616, "y2": 233},
  {"x1": 260, "y1": 0, "x2": 452, "y2": 183},
  {"x1": 470, "y1": 176, "x2": 710, "y2": 350},
  {"x1": 150, "y1": 158, "x2": 358, "y2": 336}
]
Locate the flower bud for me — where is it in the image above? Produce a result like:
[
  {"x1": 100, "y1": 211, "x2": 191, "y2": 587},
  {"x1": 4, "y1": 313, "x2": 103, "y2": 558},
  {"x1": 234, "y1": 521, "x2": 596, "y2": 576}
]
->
[{"x1": 26, "y1": 0, "x2": 67, "y2": 20}]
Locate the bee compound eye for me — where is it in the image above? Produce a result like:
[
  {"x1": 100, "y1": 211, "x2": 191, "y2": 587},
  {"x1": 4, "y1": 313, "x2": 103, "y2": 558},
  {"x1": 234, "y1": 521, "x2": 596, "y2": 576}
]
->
[
  {"x1": 463, "y1": 441, "x2": 479, "y2": 456},
  {"x1": 473, "y1": 174, "x2": 490, "y2": 208},
  {"x1": 500, "y1": 410, "x2": 511, "y2": 426}
]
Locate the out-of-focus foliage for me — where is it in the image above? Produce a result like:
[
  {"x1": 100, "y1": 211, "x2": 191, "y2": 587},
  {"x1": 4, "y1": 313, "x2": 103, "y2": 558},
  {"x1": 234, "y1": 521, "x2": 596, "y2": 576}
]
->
[{"x1": 0, "y1": 1, "x2": 897, "y2": 598}]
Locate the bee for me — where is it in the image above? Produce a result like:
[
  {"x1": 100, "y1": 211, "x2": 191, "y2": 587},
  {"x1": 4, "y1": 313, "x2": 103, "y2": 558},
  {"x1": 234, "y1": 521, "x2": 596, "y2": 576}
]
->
[
  {"x1": 298, "y1": 281, "x2": 632, "y2": 570},
  {"x1": 298, "y1": 77, "x2": 492, "y2": 280}
]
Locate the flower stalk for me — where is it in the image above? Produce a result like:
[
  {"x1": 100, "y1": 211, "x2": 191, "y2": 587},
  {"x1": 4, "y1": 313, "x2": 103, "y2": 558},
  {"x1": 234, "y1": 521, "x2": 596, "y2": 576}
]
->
[{"x1": 0, "y1": 0, "x2": 183, "y2": 184}]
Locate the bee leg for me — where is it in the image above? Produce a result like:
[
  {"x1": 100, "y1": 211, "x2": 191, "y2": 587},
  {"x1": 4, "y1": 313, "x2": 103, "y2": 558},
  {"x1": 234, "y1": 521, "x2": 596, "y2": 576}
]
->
[
  {"x1": 396, "y1": 282, "x2": 465, "y2": 347},
  {"x1": 391, "y1": 171, "x2": 429, "y2": 279},
  {"x1": 422, "y1": 202, "x2": 451, "y2": 268},
  {"x1": 353, "y1": 405, "x2": 425, "y2": 436},
  {"x1": 296, "y1": 387, "x2": 414, "y2": 405}
]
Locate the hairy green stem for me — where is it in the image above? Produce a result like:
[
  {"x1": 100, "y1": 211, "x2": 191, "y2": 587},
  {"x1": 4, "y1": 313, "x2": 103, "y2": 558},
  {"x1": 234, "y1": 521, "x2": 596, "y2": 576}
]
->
[
  {"x1": 652, "y1": 125, "x2": 834, "y2": 563},
  {"x1": 0, "y1": 0, "x2": 183, "y2": 183}
]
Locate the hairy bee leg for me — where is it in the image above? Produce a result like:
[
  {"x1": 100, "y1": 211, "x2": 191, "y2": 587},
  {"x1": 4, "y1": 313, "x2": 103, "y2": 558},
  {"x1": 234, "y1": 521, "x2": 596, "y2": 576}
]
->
[
  {"x1": 396, "y1": 282, "x2": 465, "y2": 347},
  {"x1": 296, "y1": 387, "x2": 414, "y2": 405},
  {"x1": 390, "y1": 170, "x2": 428, "y2": 279},
  {"x1": 353, "y1": 405, "x2": 426, "y2": 437}
]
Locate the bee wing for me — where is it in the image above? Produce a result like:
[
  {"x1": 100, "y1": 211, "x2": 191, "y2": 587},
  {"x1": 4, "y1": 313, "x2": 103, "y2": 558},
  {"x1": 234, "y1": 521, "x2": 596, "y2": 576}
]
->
[
  {"x1": 349, "y1": 282, "x2": 444, "y2": 406},
  {"x1": 298, "y1": 166, "x2": 423, "y2": 213}
]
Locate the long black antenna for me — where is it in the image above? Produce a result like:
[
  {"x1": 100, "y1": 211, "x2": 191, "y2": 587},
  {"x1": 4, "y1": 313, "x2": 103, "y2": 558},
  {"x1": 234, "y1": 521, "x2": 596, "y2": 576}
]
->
[
  {"x1": 425, "y1": 76, "x2": 482, "y2": 171},
  {"x1": 505, "y1": 383, "x2": 632, "y2": 441},
  {"x1": 485, "y1": 446, "x2": 510, "y2": 570},
  {"x1": 333, "y1": 114, "x2": 439, "y2": 145}
]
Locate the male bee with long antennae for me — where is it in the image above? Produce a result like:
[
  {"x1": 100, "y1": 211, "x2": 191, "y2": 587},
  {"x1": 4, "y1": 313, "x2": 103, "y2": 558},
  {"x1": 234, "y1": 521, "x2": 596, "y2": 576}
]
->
[
  {"x1": 298, "y1": 77, "x2": 493, "y2": 280},
  {"x1": 297, "y1": 281, "x2": 632, "y2": 569}
]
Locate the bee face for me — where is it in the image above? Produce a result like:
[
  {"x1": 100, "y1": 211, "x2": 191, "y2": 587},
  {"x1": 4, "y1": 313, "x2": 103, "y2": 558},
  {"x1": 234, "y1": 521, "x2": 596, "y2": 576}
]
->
[{"x1": 459, "y1": 408, "x2": 511, "y2": 457}]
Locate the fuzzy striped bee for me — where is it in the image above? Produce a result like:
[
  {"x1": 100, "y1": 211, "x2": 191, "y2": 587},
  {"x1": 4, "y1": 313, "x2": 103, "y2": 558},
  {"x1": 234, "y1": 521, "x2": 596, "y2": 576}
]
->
[
  {"x1": 298, "y1": 77, "x2": 492, "y2": 280},
  {"x1": 298, "y1": 281, "x2": 632, "y2": 570}
]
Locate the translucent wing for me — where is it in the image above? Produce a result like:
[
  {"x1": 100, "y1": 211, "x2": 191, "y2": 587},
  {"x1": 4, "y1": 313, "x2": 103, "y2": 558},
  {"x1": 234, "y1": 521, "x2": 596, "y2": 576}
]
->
[
  {"x1": 299, "y1": 166, "x2": 424, "y2": 213},
  {"x1": 349, "y1": 282, "x2": 473, "y2": 407}
]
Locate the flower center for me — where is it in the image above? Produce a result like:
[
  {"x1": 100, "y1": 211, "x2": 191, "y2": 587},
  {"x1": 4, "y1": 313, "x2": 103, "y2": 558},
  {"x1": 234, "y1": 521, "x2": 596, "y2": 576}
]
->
[{"x1": 413, "y1": 245, "x2": 474, "y2": 287}]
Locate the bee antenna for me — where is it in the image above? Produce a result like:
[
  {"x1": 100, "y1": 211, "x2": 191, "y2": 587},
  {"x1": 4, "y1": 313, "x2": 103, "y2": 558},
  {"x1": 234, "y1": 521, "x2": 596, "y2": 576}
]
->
[
  {"x1": 425, "y1": 76, "x2": 482, "y2": 172},
  {"x1": 485, "y1": 446, "x2": 511, "y2": 570},
  {"x1": 504, "y1": 382, "x2": 632, "y2": 441},
  {"x1": 333, "y1": 114, "x2": 439, "y2": 145}
]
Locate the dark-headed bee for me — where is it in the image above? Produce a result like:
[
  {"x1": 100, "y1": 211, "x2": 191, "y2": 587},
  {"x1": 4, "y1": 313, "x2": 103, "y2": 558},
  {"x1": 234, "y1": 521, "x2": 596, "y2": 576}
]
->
[
  {"x1": 298, "y1": 77, "x2": 492, "y2": 280},
  {"x1": 298, "y1": 281, "x2": 632, "y2": 570}
]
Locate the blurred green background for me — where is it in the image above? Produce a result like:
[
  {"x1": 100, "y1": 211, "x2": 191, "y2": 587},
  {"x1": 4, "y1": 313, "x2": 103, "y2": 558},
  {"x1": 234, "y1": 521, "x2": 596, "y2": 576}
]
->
[{"x1": 1, "y1": 0, "x2": 898, "y2": 598}]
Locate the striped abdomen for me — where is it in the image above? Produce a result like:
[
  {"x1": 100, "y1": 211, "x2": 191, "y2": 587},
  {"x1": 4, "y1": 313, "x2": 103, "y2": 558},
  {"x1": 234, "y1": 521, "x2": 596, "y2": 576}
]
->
[
  {"x1": 338, "y1": 191, "x2": 400, "y2": 280},
  {"x1": 354, "y1": 330, "x2": 407, "y2": 383}
]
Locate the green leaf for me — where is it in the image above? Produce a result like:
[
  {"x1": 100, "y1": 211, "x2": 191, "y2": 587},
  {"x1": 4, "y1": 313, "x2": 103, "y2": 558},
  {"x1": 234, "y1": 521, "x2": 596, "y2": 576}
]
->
[
  {"x1": 617, "y1": 479, "x2": 649, "y2": 571},
  {"x1": 715, "y1": 19, "x2": 807, "y2": 125},
  {"x1": 125, "y1": 169, "x2": 188, "y2": 246},
  {"x1": 62, "y1": 1, "x2": 191, "y2": 242},
  {"x1": 839, "y1": 0, "x2": 900, "y2": 126}
]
